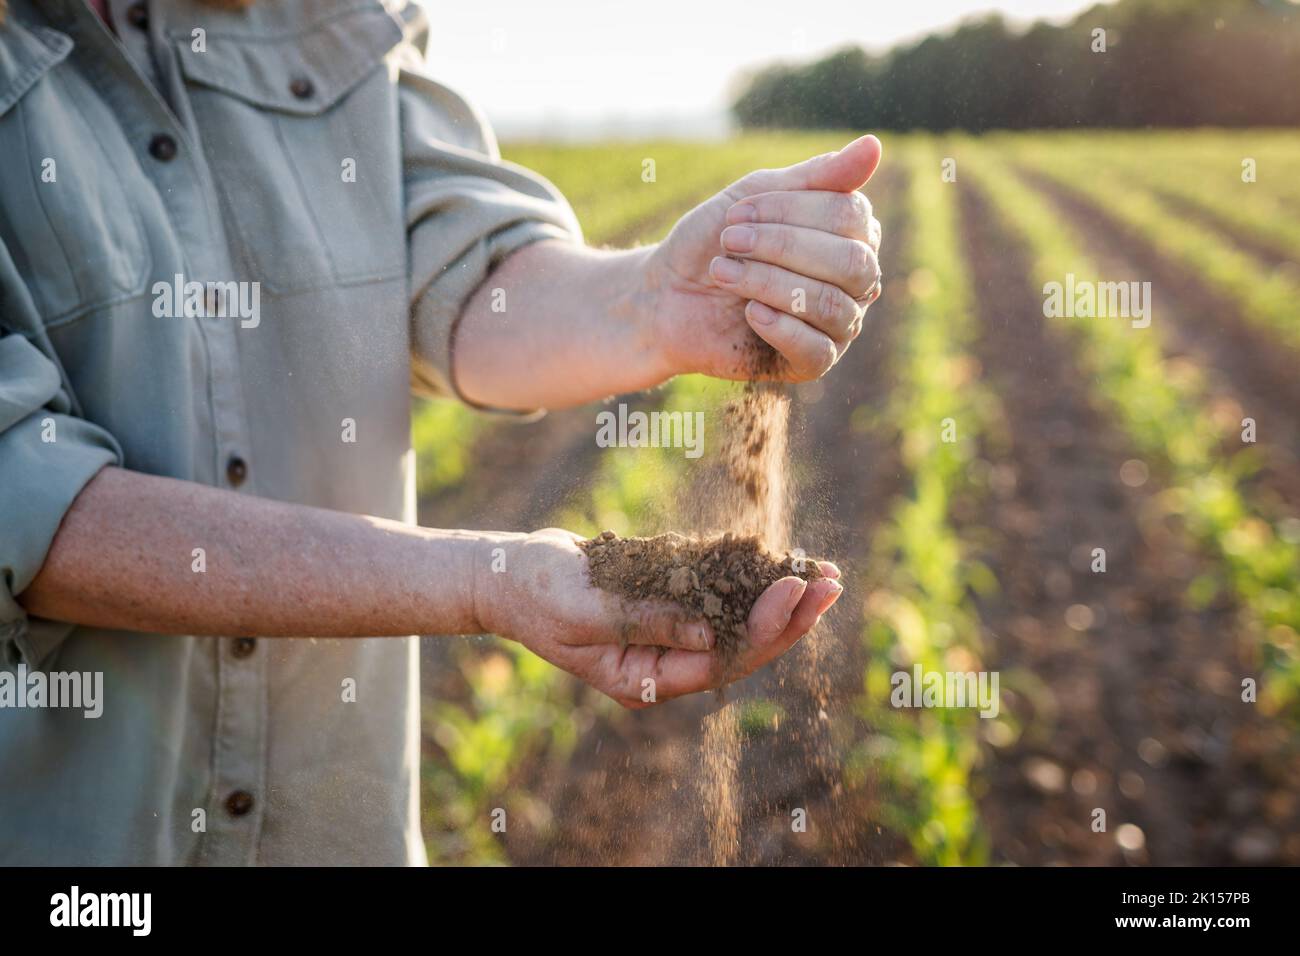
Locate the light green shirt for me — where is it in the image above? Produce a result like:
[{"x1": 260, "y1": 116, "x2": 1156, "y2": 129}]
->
[{"x1": 0, "y1": 0, "x2": 579, "y2": 864}]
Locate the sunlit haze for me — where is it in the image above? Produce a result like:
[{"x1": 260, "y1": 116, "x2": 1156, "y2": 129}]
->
[{"x1": 419, "y1": 0, "x2": 1120, "y2": 139}]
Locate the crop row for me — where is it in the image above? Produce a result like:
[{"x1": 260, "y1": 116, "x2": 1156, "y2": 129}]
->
[
  {"x1": 1081, "y1": 144, "x2": 1300, "y2": 264},
  {"x1": 852, "y1": 138, "x2": 1001, "y2": 865},
  {"x1": 998, "y1": 136, "x2": 1300, "y2": 354},
  {"x1": 962, "y1": 140, "x2": 1300, "y2": 711}
]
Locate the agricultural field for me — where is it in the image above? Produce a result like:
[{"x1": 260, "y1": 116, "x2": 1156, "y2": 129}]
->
[{"x1": 413, "y1": 130, "x2": 1300, "y2": 866}]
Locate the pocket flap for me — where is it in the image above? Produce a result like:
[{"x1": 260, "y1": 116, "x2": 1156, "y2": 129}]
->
[
  {"x1": 0, "y1": 22, "x2": 72, "y2": 118},
  {"x1": 173, "y1": 5, "x2": 403, "y2": 116}
]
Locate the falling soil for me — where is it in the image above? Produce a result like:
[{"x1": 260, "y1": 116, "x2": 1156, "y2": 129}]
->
[
  {"x1": 712, "y1": 356, "x2": 793, "y2": 546},
  {"x1": 695, "y1": 344, "x2": 802, "y2": 864},
  {"x1": 701, "y1": 713, "x2": 742, "y2": 865},
  {"x1": 579, "y1": 530, "x2": 823, "y2": 662},
  {"x1": 577, "y1": 336, "x2": 804, "y2": 864}
]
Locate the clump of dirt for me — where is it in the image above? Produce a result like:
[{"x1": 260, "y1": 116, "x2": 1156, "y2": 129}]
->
[{"x1": 579, "y1": 530, "x2": 822, "y2": 660}]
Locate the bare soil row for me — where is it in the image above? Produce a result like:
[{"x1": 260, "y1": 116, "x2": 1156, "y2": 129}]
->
[{"x1": 960, "y1": 172, "x2": 1300, "y2": 864}]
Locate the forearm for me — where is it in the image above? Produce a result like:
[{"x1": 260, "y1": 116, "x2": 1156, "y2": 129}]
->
[
  {"x1": 20, "y1": 466, "x2": 511, "y2": 638},
  {"x1": 452, "y1": 240, "x2": 671, "y2": 410}
]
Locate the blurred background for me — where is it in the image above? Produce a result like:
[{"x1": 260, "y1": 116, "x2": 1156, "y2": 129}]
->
[{"x1": 412, "y1": 0, "x2": 1300, "y2": 864}]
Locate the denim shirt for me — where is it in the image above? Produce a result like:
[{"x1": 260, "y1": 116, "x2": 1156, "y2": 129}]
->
[{"x1": 0, "y1": 0, "x2": 579, "y2": 864}]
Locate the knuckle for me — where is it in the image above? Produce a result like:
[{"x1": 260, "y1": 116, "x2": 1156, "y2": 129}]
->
[
  {"x1": 855, "y1": 191, "x2": 874, "y2": 221},
  {"x1": 611, "y1": 668, "x2": 642, "y2": 701},
  {"x1": 794, "y1": 340, "x2": 837, "y2": 382},
  {"x1": 833, "y1": 195, "x2": 860, "y2": 235},
  {"x1": 844, "y1": 239, "x2": 871, "y2": 285},
  {"x1": 617, "y1": 617, "x2": 639, "y2": 645},
  {"x1": 758, "y1": 193, "x2": 787, "y2": 225},
  {"x1": 816, "y1": 338, "x2": 838, "y2": 375},
  {"x1": 862, "y1": 245, "x2": 881, "y2": 287},
  {"x1": 648, "y1": 612, "x2": 679, "y2": 646},
  {"x1": 740, "y1": 169, "x2": 776, "y2": 194},
  {"x1": 815, "y1": 283, "x2": 841, "y2": 323},
  {"x1": 839, "y1": 192, "x2": 870, "y2": 234},
  {"x1": 771, "y1": 224, "x2": 796, "y2": 261},
  {"x1": 731, "y1": 172, "x2": 758, "y2": 195}
]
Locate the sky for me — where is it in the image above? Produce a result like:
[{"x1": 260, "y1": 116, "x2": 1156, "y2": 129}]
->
[{"x1": 418, "y1": 0, "x2": 1120, "y2": 139}]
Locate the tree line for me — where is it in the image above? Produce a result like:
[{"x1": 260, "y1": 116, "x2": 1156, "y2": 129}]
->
[{"x1": 731, "y1": 0, "x2": 1300, "y2": 130}]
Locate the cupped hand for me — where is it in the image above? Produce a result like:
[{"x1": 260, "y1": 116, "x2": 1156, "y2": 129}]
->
[
  {"x1": 645, "y1": 135, "x2": 883, "y2": 383},
  {"x1": 476, "y1": 528, "x2": 843, "y2": 708}
]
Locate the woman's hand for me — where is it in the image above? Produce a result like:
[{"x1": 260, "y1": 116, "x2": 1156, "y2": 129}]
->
[
  {"x1": 451, "y1": 135, "x2": 883, "y2": 410},
  {"x1": 475, "y1": 528, "x2": 843, "y2": 707},
  {"x1": 645, "y1": 135, "x2": 883, "y2": 382}
]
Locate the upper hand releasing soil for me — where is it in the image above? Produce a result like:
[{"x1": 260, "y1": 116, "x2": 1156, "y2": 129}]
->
[{"x1": 579, "y1": 530, "x2": 823, "y2": 659}]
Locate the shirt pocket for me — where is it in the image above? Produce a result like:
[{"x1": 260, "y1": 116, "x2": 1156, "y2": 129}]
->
[
  {"x1": 0, "y1": 24, "x2": 151, "y2": 328},
  {"x1": 174, "y1": 5, "x2": 407, "y2": 296}
]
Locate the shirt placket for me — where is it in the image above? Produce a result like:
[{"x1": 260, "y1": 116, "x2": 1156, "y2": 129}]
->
[{"x1": 64, "y1": 0, "x2": 269, "y2": 866}]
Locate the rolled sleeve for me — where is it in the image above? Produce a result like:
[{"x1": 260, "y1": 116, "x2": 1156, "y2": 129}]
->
[
  {"x1": 399, "y1": 64, "x2": 582, "y2": 409},
  {"x1": 0, "y1": 332, "x2": 121, "y2": 668}
]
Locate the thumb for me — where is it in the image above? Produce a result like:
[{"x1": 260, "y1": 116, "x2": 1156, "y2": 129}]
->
[
  {"x1": 585, "y1": 593, "x2": 716, "y2": 652},
  {"x1": 737, "y1": 134, "x2": 882, "y2": 196}
]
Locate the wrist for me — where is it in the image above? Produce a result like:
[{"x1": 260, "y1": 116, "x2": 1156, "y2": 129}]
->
[
  {"x1": 619, "y1": 243, "x2": 678, "y2": 387},
  {"x1": 468, "y1": 531, "x2": 526, "y2": 636}
]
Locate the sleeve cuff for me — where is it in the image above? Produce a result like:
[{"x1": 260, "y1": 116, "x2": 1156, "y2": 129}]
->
[
  {"x1": 0, "y1": 418, "x2": 118, "y2": 667},
  {"x1": 0, "y1": 335, "x2": 122, "y2": 667},
  {"x1": 410, "y1": 220, "x2": 574, "y2": 420}
]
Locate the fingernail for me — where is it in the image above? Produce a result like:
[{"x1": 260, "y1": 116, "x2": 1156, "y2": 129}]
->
[
  {"x1": 695, "y1": 623, "x2": 713, "y2": 650},
  {"x1": 784, "y1": 580, "x2": 808, "y2": 618},
  {"x1": 710, "y1": 256, "x2": 743, "y2": 284},
  {"x1": 675, "y1": 619, "x2": 711, "y2": 651},
  {"x1": 816, "y1": 560, "x2": 841, "y2": 579},
  {"x1": 727, "y1": 201, "x2": 757, "y2": 224},
  {"x1": 746, "y1": 300, "x2": 776, "y2": 326},
  {"x1": 721, "y1": 225, "x2": 756, "y2": 253},
  {"x1": 817, "y1": 581, "x2": 844, "y2": 614}
]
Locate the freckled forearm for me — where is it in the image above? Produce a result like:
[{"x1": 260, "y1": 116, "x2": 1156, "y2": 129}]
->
[
  {"x1": 20, "y1": 466, "x2": 507, "y2": 638},
  {"x1": 451, "y1": 240, "x2": 672, "y2": 410}
]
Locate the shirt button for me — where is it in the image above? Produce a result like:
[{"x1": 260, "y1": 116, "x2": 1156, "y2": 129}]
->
[
  {"x1": 289, "y1": 77, "x2": 314, "y2": 99},
  {"x1": 224, "y1": 790, "x2": 255, "y2": 817},
  {"x1": 231, "y1": 637, "x2": 257, "y2": 659},
  {"x1": 126, "y1": 3, "x2": 148, "y2": 29},
  {"x1": 226, "y1": 455, "x2": 248, "y2": 487},
  {"x1": 148, "y1": 134, "x2": 177, "y2": 162}
]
